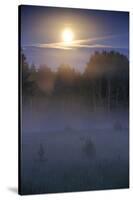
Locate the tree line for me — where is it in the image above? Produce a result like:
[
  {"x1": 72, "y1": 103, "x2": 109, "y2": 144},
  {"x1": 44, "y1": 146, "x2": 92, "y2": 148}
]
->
[{"x1": 21, "y1": 50, "x2": 129, "y2": 109}]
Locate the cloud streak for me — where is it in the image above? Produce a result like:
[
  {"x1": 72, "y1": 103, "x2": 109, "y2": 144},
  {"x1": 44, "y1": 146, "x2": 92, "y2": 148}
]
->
[{"x1": 24, "y1": 34, "x2": 128, "y2": 50}]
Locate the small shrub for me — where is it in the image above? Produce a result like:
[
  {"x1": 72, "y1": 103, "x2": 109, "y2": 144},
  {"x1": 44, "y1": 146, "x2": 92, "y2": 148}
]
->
[
  {"x1": 38, "y1": 143, "x2": 47, "y2": 162},
  {"x1": 82, "y1": 138, "x2": 96, "y2": 159}
]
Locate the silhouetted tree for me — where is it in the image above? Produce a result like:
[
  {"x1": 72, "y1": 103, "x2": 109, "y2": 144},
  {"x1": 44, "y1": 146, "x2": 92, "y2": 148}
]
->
[
  {"x1": 84, "y1": 51, "x2": 129, "y2": 109},
  {"x1": 56, "y1": 64, "x2": 77, "y2": 93},
  {"x1": 21, "y1": 50, "x2": 129, "y2": 109},
  {"x1": 36, "y1": 65, "x2": 55, "y2": 95}
]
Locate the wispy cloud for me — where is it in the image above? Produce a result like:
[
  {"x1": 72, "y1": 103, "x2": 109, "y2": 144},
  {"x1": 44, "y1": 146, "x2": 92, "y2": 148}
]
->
[{"x1": 24, "y1": 34, "x2": 128, "y2": 50}]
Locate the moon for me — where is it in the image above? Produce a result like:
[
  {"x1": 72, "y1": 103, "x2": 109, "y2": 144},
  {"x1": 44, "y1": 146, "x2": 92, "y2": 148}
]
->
[{"x1": 62, "y1": 28, "x2": 74, "y2": 44}]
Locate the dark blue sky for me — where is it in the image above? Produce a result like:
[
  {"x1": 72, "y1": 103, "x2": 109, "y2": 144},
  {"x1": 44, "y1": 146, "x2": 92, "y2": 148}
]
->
[{"x1": 20, "y1": 5, "x2": 129, "y2": 72}]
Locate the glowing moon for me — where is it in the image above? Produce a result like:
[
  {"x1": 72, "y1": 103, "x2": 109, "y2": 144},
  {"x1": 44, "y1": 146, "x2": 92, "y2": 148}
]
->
[{"x1": 62, "y1": 28, "x2": 74, "y2": 43}]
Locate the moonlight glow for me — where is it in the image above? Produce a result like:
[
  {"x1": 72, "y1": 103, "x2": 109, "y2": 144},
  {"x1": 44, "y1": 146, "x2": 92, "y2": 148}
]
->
[{"x1": 62, "y1": 28, "x2": 74, "y2": 44}]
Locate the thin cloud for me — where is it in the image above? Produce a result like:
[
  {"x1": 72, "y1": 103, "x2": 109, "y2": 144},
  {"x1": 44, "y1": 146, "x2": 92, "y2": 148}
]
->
[
  {"x1": 24, "y1": 34, "x2": 127, "y2": 50},
  {"x1": 35, "y1": 43, "x2": 73, "y2": 50}
]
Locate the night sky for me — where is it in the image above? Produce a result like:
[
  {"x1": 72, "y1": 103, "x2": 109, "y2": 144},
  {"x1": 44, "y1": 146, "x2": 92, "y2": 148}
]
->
[{"x1": 20, "y1": 5, "x2": 129, "y2": 72}]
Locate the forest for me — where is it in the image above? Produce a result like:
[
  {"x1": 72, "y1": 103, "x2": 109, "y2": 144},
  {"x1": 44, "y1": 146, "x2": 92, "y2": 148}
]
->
[{"x1": 21, "y1": 50, "x2": 129, "y2": 110}]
